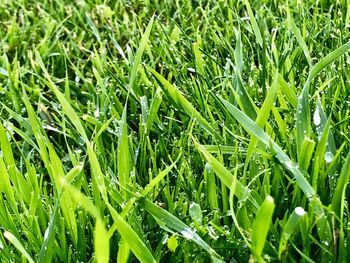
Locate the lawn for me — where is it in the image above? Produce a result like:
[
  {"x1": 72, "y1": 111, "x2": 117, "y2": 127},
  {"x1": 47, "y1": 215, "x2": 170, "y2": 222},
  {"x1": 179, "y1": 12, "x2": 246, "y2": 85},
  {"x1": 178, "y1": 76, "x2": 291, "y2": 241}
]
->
[{"x1": 0, "y1": 0, "x2": 350, "y2": 262}]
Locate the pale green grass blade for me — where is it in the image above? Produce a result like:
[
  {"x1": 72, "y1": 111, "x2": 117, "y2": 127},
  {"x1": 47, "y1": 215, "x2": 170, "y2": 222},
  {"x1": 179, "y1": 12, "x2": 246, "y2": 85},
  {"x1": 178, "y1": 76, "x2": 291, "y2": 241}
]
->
[
  {"x1": 287, "y1": 12, "x2": 312, "y2": 66},
  {"x1": 129, "y1": 15, "x2": 154, "y2": 95},
  {"x1": 34, "y1": 50, "x2": 88, "y2": 142},
  {"x1": 95, "y1": 218, "x2": 110, "y2": 263},
  {"x1": 118, "y1": 105, "x2": 129, "y2": 199},
  {"x1": 246, "y1": 72, "x2": 278, "y2": 162},
  {"x1": 298, "y1": 137, "x2": 315, "y2": 171},
  {"x1": 38, "y1": 195, "x2": 60, "y2": 263},
  {"x1": 275, "y1": 70, "x2": 297, "y2": 108},
  {"x1": 331, "y1": 151, "x2": 350, "y2": 216},
  {"x1": 87, "y1": 142, "x2": 108, "y2": 201},
  {"x1": 147, "y1": 66, "x2": 221, "y2": 140},
  {"x1": 0, "y1": 147, "x2": 17, "y2": 214},
  {"x1": 193, "y1": 41, "x2": 205, "y2": 75},
  {"x1": 146, "y1": 87, "x2": 162, "y2": 134},
  {"x1": 3, "y1": 231, "x2": 35, "y2": 263},
  {"x1": 139, "y1": 197, "x2": 224, "y2": 263},
  {"x1": 251, "y1": 196, "x2": 275, "y2": 258},
  {"x1": 193, "y1": 137, "x2": 259, "y2": 212},
  {"x1": 219, "y1": 97, "x2": 315, "y2": 198},
  {"x1": 0, "y1": 121, "x2": 18, "y2": 183},
  {"x1": 107, "y1": 204, "x2": 156, "y2": 263},
  {"x1": 278, "y1": 207, "x2": 307, "y2": 259},
  {"x1": 243, "y1": 0, "x2": 263, "y2": 46},
  {"x1": 308, "y1": 41, "x2": 350, "y2": 83}
]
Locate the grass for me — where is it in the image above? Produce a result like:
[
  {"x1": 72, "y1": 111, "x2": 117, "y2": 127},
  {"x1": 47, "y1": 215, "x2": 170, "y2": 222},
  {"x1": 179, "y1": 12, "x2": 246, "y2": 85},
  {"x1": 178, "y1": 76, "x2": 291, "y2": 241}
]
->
[{"x1": 1, "y1": 0, "x2": 350, "y2": 262}]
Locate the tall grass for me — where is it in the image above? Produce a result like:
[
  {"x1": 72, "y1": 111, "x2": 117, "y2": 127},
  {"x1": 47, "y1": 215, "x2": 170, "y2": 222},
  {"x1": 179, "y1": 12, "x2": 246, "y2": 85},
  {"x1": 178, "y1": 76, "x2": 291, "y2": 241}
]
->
[{"x1": 1, "y1": 0, "x2": 350, "y2": 262}]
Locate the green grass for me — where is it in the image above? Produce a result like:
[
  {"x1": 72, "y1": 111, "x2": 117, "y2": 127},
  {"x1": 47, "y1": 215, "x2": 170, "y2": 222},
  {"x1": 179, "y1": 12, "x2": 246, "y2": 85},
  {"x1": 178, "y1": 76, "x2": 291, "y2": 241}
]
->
[{"x1": 1, "y1": 0, "x2": 350, "y2": 262}]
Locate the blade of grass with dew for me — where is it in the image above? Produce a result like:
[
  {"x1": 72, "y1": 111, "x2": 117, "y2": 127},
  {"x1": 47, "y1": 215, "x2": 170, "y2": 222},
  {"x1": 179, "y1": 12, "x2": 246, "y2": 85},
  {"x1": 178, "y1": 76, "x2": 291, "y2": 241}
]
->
[
  {"x1": 251, "y1": 196, "x2": 275, "y2": 259},
  {"x1": 243, "y1": 0, "x2": 263, "y2": 47},
  {"x1": 296, "y1": 41, "x2": 350, "y2": 156},
  {"x1": 47, "y1": 142, "x2": 78, "y2": 244},
  {"x1": 95, "y1": 218, "x2": 110, "y2": 263},
  {"x1": 233, "y1": 28, "x2": 257, "y2": 120},
  {"x1": 0, "y1": 125, "x2": 18, "y2": 213},
  {"x1": 227, "y1": 168, "x2": 265, "y2": 263},
  {"x1": 138, "y1": 197, "x2": 224, "y2": 263},
  {"x1": 118, "y1": 104, "x2": 129, "y2": 199},
  {"x1": 192, "y1": 136, "x2": 259, "y2": 213},
  {"x1": 3, "y1": 231, "x2": 35, "y2": 263},
  {"x1": 37, "y1": 193, "x2": 60, "y2": 263},
  {"x1": 34, "y1": 50, "x2": 88, "y2": 142},
  {"x1": 63, "y1": 184, "x2": 109, "y2": 262},
  {"x1": 331, "y1": 150, "x2": 350, "y2": 216},
  {"x1": 278, "y1": 207, "x2": 307, "y2": 259},
  {"x1": 129, "y1": 15, "x2": 154, "y2": 96},
  {"x1": 246, "y1": 71, "x2": 278, "y2": 163},
  {"x1": 147, "y1": 66, "x2": 221, "y2": 140},
  {"x1": 287, "y1": 12, "x2": 312, "y2": 67},
  {"x1": 219, "y1": 97, "x2": 315, "y2": 198},
  {"x1": 107, "y1": 204, "x2": 156, "y2": 263}
]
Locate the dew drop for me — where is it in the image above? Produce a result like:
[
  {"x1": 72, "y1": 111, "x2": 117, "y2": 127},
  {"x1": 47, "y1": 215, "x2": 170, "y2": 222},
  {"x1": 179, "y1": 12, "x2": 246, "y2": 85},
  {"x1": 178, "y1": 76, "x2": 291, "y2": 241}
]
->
[
  {"x1": 324, "y1": 152, "x2": 333, "y2": 163},
  {"x1": 313, "y1": 108, "x2": 321, "y2": 126},
  {"x1": 295, "y1": 207, "x2": 306, "y2": 216},
  {"x1": 181, "y1": 228, "x2": 194, "y2": 240}
]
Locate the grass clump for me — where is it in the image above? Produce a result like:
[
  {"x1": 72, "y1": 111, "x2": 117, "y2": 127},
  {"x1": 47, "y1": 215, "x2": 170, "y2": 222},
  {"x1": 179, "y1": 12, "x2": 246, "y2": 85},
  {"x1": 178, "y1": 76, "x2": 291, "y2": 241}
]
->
[{"x1": 1, "y1": 0, "x2": 350, "y2": 262}]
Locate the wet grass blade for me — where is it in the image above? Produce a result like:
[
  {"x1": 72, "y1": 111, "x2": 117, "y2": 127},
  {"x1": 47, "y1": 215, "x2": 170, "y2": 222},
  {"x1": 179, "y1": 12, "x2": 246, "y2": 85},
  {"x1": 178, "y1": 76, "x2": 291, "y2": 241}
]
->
[
  {"x1": 129, "y1": 15, "x2": 154, "y2": 95},
  {"x1": 147, "y1": 66, "x2": 221, "y2": 140},
  {"x1": 278, "y1": 207, "x2": 307, "y2": 259},
  {"x1": 138, "y1": 197, "x2": 224, "y2": 263},
  {"x1": 219, "y1": 97, "x2": 316, "y2": 198},
  {"x1": 3, "y1": 231, "x2": 35, "y2": 263}
]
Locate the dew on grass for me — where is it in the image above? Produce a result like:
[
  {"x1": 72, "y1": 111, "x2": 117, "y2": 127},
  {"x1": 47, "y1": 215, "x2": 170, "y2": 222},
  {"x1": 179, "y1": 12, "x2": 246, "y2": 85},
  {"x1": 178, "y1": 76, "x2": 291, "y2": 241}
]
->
[
  {"x1": 295, "y1": 207, "x2": 306, "y2": 216},
  {"x1": 324, "y1": 152, "x2": 333, "y2": 163},
  {"x1": 313, "y1": 108, "x2": 321, "y2": 126},
  {"x1": 180, "y1": 227, "x2": 194, "y2": 240}
]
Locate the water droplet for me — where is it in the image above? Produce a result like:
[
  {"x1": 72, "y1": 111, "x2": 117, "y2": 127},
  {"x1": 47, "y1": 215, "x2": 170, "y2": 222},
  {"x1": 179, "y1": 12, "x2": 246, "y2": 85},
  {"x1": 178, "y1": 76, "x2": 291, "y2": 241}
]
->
[
  {"x1": 313, "y1": 108, "x2": 321, "y2": 126},
  {"x1": 324, "y1": 152, "x2": 333, "y2": 163},
  {"x1": 295, "y1": 207, "x2": 306, "y2": 216},
  {"x1": 181, "y1": 228, "x2": 194, "y2": 240}
]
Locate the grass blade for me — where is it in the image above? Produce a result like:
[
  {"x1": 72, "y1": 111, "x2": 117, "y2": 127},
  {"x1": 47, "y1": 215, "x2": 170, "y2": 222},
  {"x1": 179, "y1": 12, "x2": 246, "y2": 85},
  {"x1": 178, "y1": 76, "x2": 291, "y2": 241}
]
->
[
  {"x1": 139, "y1": 197, "x2": 224, "y2": 263},
  {"x1": 251, "y1": 196, "x2": 275, "y2": 258},
  {"x1": 3, "y1": 231, "x2": 35, "y2": 263},
  {"x1": 147, "y1": 66, "x2": 221, "y2": 140}
]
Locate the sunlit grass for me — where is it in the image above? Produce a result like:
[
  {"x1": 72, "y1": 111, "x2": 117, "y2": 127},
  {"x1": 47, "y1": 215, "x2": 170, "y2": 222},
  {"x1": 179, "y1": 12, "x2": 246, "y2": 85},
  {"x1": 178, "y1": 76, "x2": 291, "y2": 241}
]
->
[{"x1": 1, "y1": 0, "x2": 350, "y2": 262}]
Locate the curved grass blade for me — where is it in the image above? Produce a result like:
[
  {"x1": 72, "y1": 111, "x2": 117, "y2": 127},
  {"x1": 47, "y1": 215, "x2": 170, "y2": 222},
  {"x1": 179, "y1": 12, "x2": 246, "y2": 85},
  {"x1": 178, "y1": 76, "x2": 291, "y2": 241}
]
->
[
  {"x1": 243, "y1": 0, "x2": 263, "y2": 47},
  {"x1": 95, "y1": 218, "x2": 110, "y2": 263},
  {"x1": 296, "y1": 41, "x2": 350, "y2": 156},
  {"x1": 38, "y1": 194, "x2": 60, "y2": 263},
  {"x1": 192, "y1": 137, "x2": 259, "y2": 212},
  {"x1": 129, "y1": 15, "x2": 154, "y2": 95},
  {"x1": 3, "y1": 231, "x2": 35, "y2": 263},
  {"x1": 147, "y1": 66, "x2": 221, "y2": 140},
  {"x1": 219, "y1": 97, "x2": 315, "y2": 198},
  {"x1": 246, "y1": 71, "x2": 278, "y2": 163},
  {"x1": 118, "y1": 105, "x2": 129, "y2": 199},
  {"x1": 34, "y1": 50, "x2": 88, "y2": 142},
  {"x1": 139, "y1": 197, "x2": 224, "y2": 263},
  {"x1": 251, "y1": 196, "x2": 275, "y2": 258},
  {"x1": 287, "y1": 12, "x2": 312, "y2": 66},
  {"x1": 278, "y1": 207, "x2": 307, "y2": 259},
  {"x1": 331, "y1": 150, "x2": 350, "y2": 216},
  {"x1": 107, "y1": 204, "x2": 156, "y2": 263}
]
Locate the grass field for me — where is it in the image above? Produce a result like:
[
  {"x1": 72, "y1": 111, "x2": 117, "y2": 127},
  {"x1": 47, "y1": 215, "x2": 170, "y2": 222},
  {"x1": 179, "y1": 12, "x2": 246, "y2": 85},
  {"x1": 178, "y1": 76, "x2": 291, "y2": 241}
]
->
[{"x1": 1, "y1": 0, "x2": 350, "y2": 262}]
